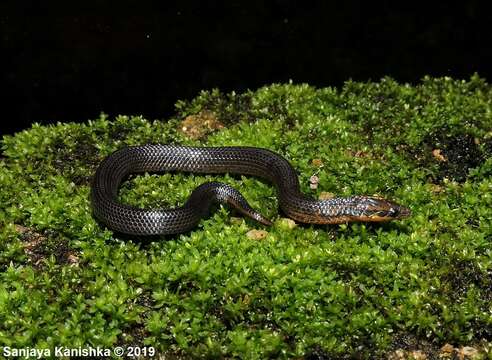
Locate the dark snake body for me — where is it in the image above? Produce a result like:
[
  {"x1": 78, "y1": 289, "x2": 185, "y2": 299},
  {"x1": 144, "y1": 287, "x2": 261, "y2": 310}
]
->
[{"x1": 91, "y1": 145, "x2": 410, "y2": 235}]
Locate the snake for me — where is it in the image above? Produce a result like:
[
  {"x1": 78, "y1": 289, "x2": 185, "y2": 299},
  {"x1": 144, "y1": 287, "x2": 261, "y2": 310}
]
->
[{"x1": 91, "y1": 145, "x2": 411, "y2": 235}]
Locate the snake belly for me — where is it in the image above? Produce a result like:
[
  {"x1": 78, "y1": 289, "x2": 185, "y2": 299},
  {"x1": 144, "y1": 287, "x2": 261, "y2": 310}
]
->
[{"x1": 91, "y1": 145, "x2": 410, "y2": 235}]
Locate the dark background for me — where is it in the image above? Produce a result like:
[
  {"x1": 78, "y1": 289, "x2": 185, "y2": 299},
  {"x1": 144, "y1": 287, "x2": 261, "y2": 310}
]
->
[{"x1": 1, "y1": 1, "x2": 491, "y2": 135}]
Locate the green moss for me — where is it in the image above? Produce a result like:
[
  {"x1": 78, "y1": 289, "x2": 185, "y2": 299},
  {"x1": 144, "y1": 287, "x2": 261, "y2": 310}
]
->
[{"x1": 1, "y1": 76, "x2": 491, "y2": 358}]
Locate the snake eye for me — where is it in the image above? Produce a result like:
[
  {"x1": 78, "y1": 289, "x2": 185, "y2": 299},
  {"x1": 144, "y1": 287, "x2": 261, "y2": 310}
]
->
[{"x1": 388, "y1": 208, "x2": 398, "y2": 217}]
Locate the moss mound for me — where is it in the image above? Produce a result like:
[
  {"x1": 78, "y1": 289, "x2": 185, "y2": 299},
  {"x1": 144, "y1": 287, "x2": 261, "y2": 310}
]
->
[{"x1": 1, "y1": 75, "x2": 491, "y2": 358}]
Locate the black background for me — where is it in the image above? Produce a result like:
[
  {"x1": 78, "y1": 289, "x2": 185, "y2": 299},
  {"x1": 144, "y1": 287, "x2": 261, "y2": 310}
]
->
[{"x1": 1, "y1": 1, "x2": 491, "y2": 135}]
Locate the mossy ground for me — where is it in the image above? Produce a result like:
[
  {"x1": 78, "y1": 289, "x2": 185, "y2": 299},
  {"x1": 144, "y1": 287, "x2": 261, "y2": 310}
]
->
[{"x1": 1, "y1": 76, "x2": 491, "y2": 359}]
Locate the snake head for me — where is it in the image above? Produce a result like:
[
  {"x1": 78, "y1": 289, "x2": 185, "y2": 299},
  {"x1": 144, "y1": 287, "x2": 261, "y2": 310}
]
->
[{"x1": 355, "y1": 196, "x2": 411, "y2": 222}]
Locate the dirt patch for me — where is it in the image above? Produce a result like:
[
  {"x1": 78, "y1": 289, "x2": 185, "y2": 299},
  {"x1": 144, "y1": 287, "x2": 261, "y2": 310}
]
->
[
  {"x1": 201, "y1": 91, "x2": 256, "y2": 126},
  {"x1": 437, "y1": 260, "x2": 492, "y2": 339},
  {"x1": 388, "y1": 334, "x2": 489, "y2": 359},
  {"x1": 108, "y1": 121, "x2": 132, "y2": 141},
  {"x1": 176, "y1": 90, "x2": 256, "y2": 130},
  {"x1": 389, "y1": 333, "x2": 442, "y2": 360},
  {"x1": 417, "y1": 130, "x2": 484, "y2": 183},
  {"x1": 117, "y1": 322, "x2": 150, "y2": 350},
  {"x1": 179, "y1": 110, "x2": 224, "y2": 140},
  {"x1": 483, "y1": 137, "x2": 492, "y2": 159},
  {"x1": 15, "y1": 225, "x2": 79, "y2": 269},
  {"x1": 440, "y1": 260, "x2": 492, "y2": 303},
  {"x1": 304, "y1": 336, "x2": 489, "y2": 359},
  {"x1": 305, "y1": 345, "x2": 334, "y2": 359},
  {"x1": 50, "y1": 133, "x2": 100, "y2": 185}
]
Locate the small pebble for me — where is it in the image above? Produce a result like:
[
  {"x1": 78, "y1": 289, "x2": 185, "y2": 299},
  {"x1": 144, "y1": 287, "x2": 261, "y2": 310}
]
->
[
  {"x1": 440, "y1": 343, "x2": 454, "y2": 356},
  {"x1": 432, "y1": 148, "x2": 447, "y2": 162},
  {"x1": 246, "y1": 229, "x2": 268, "y2": 240},
  {"x1": 309, "y1": 175, "x2": 319, "y2": 189}
]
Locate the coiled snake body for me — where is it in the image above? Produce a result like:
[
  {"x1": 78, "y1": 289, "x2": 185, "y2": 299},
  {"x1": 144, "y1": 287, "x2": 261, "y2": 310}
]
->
[{"x1": 91, "y1": 145, "x2": 410, "y2": 235}]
